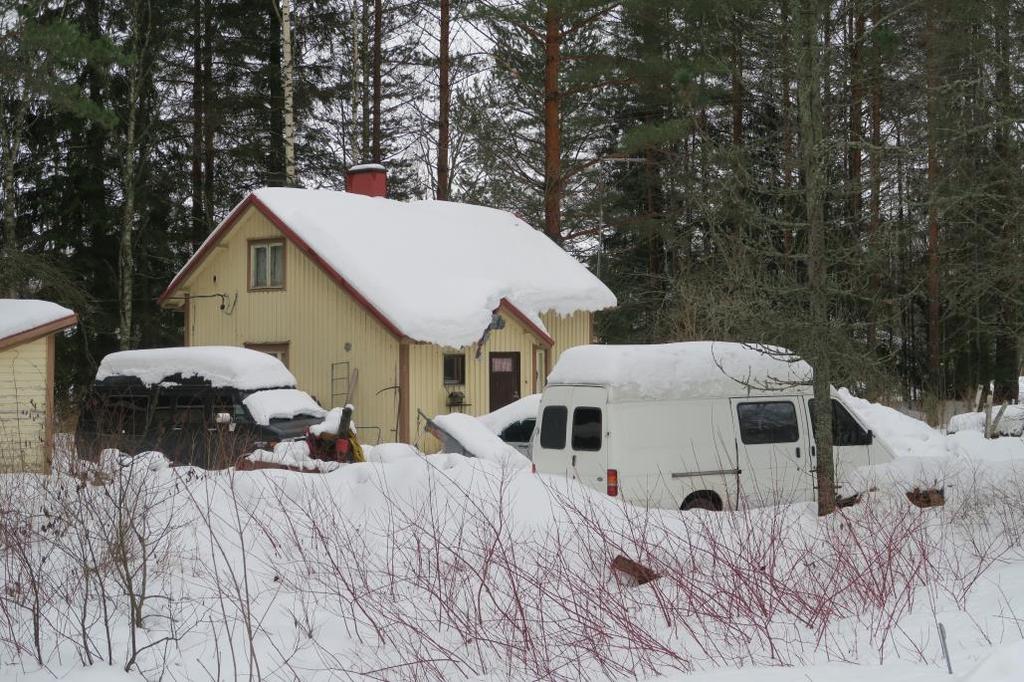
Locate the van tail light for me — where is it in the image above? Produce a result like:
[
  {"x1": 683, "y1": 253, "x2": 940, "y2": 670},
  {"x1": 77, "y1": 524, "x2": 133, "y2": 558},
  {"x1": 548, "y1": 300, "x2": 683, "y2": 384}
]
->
[
  {"x1": 607, "y1": 469, "x2": 619, "y2": 497},
  {"x1": 531, "y1": 462, "x2": 536, "y2": 474}
]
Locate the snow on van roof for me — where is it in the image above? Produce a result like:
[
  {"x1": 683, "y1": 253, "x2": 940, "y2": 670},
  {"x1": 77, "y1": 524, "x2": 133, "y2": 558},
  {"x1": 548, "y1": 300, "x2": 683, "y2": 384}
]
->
[
  {"x1": 96, "y1": 346, "x2": 297, "y2": 390},
  {"x1": 0, "y1": 299, "x2": 76, "y2": 342},
  {"x1": 175, "y1": 188, "x2": 616, "y2": 348},
  {"x1": 547, "y1": 342, "x2": 813, "y2": 400}
]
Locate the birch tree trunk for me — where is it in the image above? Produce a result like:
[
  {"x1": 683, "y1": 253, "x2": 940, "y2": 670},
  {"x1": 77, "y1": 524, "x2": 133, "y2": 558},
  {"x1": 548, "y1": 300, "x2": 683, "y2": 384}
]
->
[
  {"x1": 436, "y1": 0, "x2": 450, "y2": 200},
  {"x1": 281, "y1": 0, "x2": 296, "y2": 185}
]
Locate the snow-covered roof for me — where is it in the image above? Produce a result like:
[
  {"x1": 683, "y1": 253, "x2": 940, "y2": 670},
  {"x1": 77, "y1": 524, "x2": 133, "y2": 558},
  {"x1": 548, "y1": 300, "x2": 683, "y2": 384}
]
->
[
  {"x1": 547, "y1": 342, "x2": 813, "y2": 401},
  {"x1": 96, "y1": 346, "x2": 297, "y2": 390},
  {"x1": 0, "y1": 299, "x2": 77, "y2": 345},
  {"x1": 165, "y1": 188, "x2": 617, "y2": 348}
]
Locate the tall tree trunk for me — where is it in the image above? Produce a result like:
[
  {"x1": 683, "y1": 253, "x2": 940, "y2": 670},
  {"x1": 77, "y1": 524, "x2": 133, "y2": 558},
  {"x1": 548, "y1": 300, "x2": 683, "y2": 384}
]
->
[
  {"x1": 925, "y1": 3, "x2": 942, "y2": 413},
  {"x1": 867, "y1": 0, "x2": 881, "y2": 358},
  {"x1": 349, "y1": 1, "x2": 362, "y2": 162},
  {"x1": 190, "y1": 0, "x2": 204, "y2": 250},
  {"x1": 992, "y1": 0, "x2": 1018, "y2": 403},
  {"x1": 268, "y1": 5, "x2": 285, "y2": 185},
  {"x1": 371, "y1": 0, "x2": 382, "y2": 162},
  {"x1": 781, "y1": 0, "x2": 794, "y2": 254},
  {"x1": 0, "y1": 101, "x2": 25, "y2": 290},
  {"x1": 731, "y1": 15, "x2": 743, "y2": 146},
  {"x1": 360, "y1": 0, "x2": 371, "y2": 160},
  {"x1": 119, "y1": 91, "x2": 138, "y2": 350},
  {"x1": 849, "y1": 2, "x2": 864, "y2": 223},
  {"x1": 797, "y1": 0, "x2": 836, "y2": 515},
  {"x1": 281, "y1": 0, "x2": 296, "y2": 185},
  {"x1": 543, "y1": 2, "x2": 562, "y2": 243},
  {"x1": 202, "y1": 0, "x2": 214, "y2": 227},
  {"x1": 436, "y1": 0, "x2": 450, "y2": 200}
]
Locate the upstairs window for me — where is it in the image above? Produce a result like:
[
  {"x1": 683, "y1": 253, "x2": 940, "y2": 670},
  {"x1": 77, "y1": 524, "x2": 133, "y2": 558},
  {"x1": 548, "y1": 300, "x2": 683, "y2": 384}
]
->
[
  {"x1": 443, "y1": 353, "x2": 465, "y2": 385},
  {"x1": 250, "y1": 240, "x2": 285, "y2": 289}
]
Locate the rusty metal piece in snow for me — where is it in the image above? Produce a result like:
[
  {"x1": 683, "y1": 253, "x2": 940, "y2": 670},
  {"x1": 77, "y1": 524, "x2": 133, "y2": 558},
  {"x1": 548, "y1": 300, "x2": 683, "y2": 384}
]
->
[{"x1": 610, "y1": 555, "x2": 659, "y2": 586}]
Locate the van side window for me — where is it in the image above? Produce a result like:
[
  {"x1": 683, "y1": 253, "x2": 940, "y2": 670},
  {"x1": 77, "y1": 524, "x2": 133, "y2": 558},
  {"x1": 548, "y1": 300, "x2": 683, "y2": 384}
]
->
[
  {"x1": 808, "y1": 399, "x2": 872, "y2": 446},
  {"x1": 571, "y1": 407, "x2": 602, "y2": 451},
  {"x1": 737, "y1": 401, "x2": 799, "y2": 444},
  {"x1": 540, "y1": 406, "x2": 568, "y2": 449}
]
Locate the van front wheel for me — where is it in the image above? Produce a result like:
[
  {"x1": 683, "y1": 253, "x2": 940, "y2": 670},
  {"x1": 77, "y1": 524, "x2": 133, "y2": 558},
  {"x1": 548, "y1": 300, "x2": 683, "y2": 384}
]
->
[{"x1": 681, "y1": 491, "x2": 722, "y2": 512}]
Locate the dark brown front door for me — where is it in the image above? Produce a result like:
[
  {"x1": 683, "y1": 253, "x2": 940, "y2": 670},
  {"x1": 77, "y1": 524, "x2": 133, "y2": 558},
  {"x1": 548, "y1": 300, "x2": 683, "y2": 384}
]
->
[{"x1": 489, "y1": 352, "x2": 521, "y2": 411}]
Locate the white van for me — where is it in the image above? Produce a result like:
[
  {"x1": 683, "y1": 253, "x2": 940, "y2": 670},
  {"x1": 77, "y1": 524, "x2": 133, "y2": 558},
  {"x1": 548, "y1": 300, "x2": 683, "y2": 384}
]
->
[{"x1": 531, "y1": 342, "x2": 895, "y2": 510}]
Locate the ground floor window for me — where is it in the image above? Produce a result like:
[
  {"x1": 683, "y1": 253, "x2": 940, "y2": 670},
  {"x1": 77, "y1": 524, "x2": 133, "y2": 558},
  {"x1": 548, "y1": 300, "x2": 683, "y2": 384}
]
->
[
  {"x1": 443, "y1": 353, "x2": 465, "y2": 384},
  {"x1": 244, "y1": 342, "x2": 290, "y2": 368}
]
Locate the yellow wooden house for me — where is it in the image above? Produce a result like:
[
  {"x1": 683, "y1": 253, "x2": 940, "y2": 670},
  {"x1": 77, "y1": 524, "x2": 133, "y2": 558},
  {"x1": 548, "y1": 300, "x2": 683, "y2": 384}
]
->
[
  {"x1": 0, "y1": 299, "x2": 78, "y2": 471},
  {"x1": 159, "y1": 167, "x2": 616, "y2": 446}
]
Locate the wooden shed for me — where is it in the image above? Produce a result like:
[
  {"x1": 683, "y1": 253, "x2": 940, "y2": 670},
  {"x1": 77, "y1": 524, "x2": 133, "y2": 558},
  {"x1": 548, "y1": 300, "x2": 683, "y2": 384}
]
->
[
  {"x1": 0, "y1": 300, "x2": 78, "y2": 471},
  {"x1": 159, "y1": 167, "x2": 616, "y2": 447}
]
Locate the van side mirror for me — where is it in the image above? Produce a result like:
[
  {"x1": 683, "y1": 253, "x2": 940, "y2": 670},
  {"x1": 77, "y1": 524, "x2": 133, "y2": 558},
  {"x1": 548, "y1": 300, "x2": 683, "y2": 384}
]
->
[{"x1": 866, "y1": 429, "x2": 874, "y2": 445}]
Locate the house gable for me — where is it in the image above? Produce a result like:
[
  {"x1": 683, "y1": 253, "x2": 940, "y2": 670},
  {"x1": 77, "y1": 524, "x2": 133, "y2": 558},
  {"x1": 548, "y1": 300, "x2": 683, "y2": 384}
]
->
[{"x1": 160, "y1": 196, "x2": 406, "y2": 339}]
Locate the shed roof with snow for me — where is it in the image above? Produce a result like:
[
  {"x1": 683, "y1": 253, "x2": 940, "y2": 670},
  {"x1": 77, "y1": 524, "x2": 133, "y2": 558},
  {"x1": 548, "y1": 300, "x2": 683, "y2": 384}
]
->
[
  {"x1": 0, "y1": 299, "x2": 77, "y2": 350},
  {"x1": 547, "y1": 342, "x2": 813, "y2": 401},
  {"x1": 160, "y1": 188, "x2": 616, "y2": 348},
  {"x1": 96, "y1": 346, "x2": 298, "y2": 390}
]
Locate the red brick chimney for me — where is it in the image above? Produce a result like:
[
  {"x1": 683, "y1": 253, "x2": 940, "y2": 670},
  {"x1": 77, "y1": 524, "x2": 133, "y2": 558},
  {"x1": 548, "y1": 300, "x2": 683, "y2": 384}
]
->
[{"x1": 345, "y1": 164, "x2": 387, "y2": 197}]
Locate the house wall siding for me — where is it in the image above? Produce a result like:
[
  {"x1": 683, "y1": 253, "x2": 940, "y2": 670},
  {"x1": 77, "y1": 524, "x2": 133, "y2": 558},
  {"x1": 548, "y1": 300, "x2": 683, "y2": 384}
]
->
[
  {"x1": 0, "y1": 337, "x2": 49, "y2": 471},
  {"x1": 183, "y1": 206, "x2": 402, "y2": 444}
]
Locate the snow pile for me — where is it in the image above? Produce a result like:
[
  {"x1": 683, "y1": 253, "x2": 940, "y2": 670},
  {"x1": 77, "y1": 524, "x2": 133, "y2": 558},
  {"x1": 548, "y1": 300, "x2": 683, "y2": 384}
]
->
[
  {"x1": 242, "y1": 388, "x2": 326, "y2": 425},
  {"x1": 96, "y1": 346, "x2": 296, "y2": 390},
  {"x1": 948, "y1": 406, "x2": 1024, "y2": 437},
  {"x1": 0, "y1": 298, "x2": 75, "y2": 340},
  {"x1": 244, "y1": 440, "x2": 340, "y2": 472},
  {"x1": 119, "y1": 450, "x2": 170, "y2": 471},
  {"x1": 432, "y1": 412, "x2": 531, "y2": 468},
  {"x1": 5, "y1": 452, "x2": 1024, "y2": 681},
  {"x1": 548, "y1": 342, "x2": 812, "y2": 400},
  {"x1": 310, "y1": 404, "x2": 355, "y2": 437},
  {"x1": 177, "y1": 188, "x2": 617, "y2": 347},
  {"x1": 364, "y1": 442, "x2": 422, "y2": 463},
  {"x1": 478, "y1": 393, "x2": 541, "y2": 434},
  {"x1": 964, "y1": 640, "x2": 1024, "y2": 682}
]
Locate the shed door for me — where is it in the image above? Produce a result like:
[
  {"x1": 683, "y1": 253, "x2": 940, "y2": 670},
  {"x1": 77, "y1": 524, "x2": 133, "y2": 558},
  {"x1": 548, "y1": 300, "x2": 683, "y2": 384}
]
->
[{"x1": 489, "y1": 352, "x2": 521, "y2": 411}]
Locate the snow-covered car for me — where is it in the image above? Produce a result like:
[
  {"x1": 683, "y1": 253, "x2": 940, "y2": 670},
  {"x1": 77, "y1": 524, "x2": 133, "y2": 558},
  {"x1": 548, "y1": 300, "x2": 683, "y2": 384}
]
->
[
  {"x1": 477, "y1": 393, "x2": 541, "y2": 457},
  {"x1": 75, "y1": 346, "x2": 326, "y2": 467}
]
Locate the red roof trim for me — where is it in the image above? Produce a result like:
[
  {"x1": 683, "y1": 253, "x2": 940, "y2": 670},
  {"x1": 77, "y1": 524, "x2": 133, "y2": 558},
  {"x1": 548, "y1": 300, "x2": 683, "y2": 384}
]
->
[
  {"x1": 157, "y1": 194, "x2": 407, "y2": 340},
  {"x1": 498, "y1": 299, "x2": 554, "y2": 347},
  {"x1": 0, "y1": 313, "x2": 79, "y2": 352}
]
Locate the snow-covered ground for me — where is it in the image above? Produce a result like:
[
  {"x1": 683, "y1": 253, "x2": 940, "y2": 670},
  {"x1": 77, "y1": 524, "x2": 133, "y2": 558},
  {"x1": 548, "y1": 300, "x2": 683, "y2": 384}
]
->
[{"x1": 2, "y1": 395, "x2": 1024, "y2": 681}]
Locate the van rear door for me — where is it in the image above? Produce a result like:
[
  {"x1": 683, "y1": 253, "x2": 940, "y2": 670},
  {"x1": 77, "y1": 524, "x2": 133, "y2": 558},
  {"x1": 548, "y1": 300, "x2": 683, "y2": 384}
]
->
[
  {"x1": 533, "y1": 386, "x2": 574, "y2": 478},
  {"x1": 566, "y1": 386, "x2": 609, "y2": 494},
  {"x1": 730, "y1": 397, "x2": 814, "y2": 505}
]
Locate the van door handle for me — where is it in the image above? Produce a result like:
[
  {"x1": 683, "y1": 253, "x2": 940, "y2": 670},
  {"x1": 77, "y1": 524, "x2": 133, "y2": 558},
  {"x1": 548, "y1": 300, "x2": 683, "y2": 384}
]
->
[
  {"x1": 571, "y1": 455, "x2": 577, "y2": 467},
  {"x1": 795, "y1": 447, "x2": 801, "y2": 458}
]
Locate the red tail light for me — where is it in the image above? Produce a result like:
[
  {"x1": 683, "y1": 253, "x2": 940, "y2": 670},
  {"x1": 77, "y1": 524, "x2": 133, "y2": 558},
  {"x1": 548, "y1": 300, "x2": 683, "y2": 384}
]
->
[
  {"x1": 531, "y1": 462, "x2": 536, "y2": 474},
  {"x1": 607, "y1": 469, "x2": 619, "y2": 497}
]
